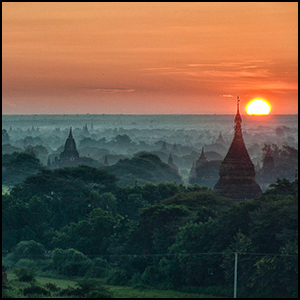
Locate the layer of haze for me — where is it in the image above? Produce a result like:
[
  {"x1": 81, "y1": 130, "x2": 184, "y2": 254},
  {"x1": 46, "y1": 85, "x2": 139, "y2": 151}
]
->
[{"x1": 2, "y1": 2, "x2": 298, "y2": 114}]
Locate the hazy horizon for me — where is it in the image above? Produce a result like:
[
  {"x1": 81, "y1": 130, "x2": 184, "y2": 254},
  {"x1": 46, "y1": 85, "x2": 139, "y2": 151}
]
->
[
  {"x1": 2, "y1": 3, "x2": 298, "y2": 115},
  {"x1": 2, "y1": 113, "x2": 298, "y2": 116}
]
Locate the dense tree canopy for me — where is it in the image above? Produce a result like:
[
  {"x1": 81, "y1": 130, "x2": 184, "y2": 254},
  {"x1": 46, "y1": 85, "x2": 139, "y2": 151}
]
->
[
  {"x1": 2, "y1": 163, "x2": 298, "y2": 298},
  {"x1": 2, "y1": 152, "x2": 42, "y2": 186},
  {"x1": 106, "y1": 152, "x2": 182, "y2": 186}
]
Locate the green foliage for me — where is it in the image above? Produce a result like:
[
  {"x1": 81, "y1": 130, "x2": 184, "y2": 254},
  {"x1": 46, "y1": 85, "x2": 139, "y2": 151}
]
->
[
  {"x1": 107, "y1": 152, "x2": 182, "y2": 186},
  {"x1": 141, "y1": 265, "x2": 165, "y2": 287},
  {"x1": 2, "y1": 160, "x2": 298, "y2": 298},
  {"x1": 44, "y1": 282, "x2": 60, "y2": 292},
  {"x1": 9, "y1": 166, "x2": 118, "y2": 232},
  {"x1": 126, "y1": 204, "x2": 191, "y2": 255},
  {"x1": 52, "y1": 248, "x2": 92, "y2": 276},
  {"x1": 104, "y1": 268, "x2": 129, "y2": 286},
  {"x1": 249, "y1": 194, "x2": 298, "y2": 253},
  {"x1": 9, "y1": 240, "x2": 45, "y2": 263},
  {"x1": 2, "y1": 152, "x2": 42, "y2": 186},
  {"x1": 162, "y1": 189, "x2": 233, "y2": 212},
  {"x1": 59, "y1": 278, "x2": 113, "y2": 298},
  {"x1": 86, "y1": 257, "x2": 111, "y2": 278},
  {"x1": 265, "y1": 178, "x2": 298, "y2": 196},
  {"x1": 14, "y1": 267, "x2": 36, "y2": 282},
  {"x1": 51, "y1": 208, "x2": 117, "y2": 255},
  {"x1": 23, "y1": 285, "x2": 50, "y2": 296},
  {"x1": 77, "y1": 279, "x2": 113, "y2": 298},
  {"x1": 12, "y1": 258, "x2": 52, "y2": 275},
  {"x1": 165, "y1": 219, "x2": 224, "y2": 287}
]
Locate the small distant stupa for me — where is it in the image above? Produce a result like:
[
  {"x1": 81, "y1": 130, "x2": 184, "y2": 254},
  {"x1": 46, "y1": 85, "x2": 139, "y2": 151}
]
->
[
  {"x1": 168, "y1": 153, "x2": 179, "y2": 172},
  {"x1": 189, "y1": 161, "x2": 197, "y2": 179},
  {"x1": 104, "y1": 155, "x2": 109, "y2": 166},
  {"x1": 213, "y1": 97, "x2": 262, "y2": 200},
  {"x1": 161, "y1": 141, "x2": 168, "y2": 151},
  {"x1": 260, "y1": 145, "x2": 274, "y2": 176},
  {"x1": 171, "y1": 142, "x2": 179, "y2": 155},
  {"x1": 216, "y1": 132, "x2": 226, "y2": 145},
  {"x1": 196, "y1": 147, "x2": 207, "y2": 168},
  {"x1": 256, "y1": 144, "x2": 276, "y2": 190}
]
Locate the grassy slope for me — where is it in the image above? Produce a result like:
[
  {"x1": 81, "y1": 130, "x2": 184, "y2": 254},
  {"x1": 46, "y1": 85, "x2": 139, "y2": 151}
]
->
[
  {"x1": 7, "y1": 273, "x2": 218, "y2": 298},
  {"x1": 2, "y1": 185, "x2": 11, "y2": 195}
]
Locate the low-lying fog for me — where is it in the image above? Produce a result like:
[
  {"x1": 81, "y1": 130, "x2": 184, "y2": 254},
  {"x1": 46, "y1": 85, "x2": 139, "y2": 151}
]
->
[{"x1": 2, "y1": 114, "x2": 298, "y2": 174}]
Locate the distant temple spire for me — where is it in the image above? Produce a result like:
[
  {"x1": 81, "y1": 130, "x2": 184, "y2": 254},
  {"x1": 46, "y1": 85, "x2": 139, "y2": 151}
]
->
[
  {"x1": 261, "y1": 145, "x2": 274, "y2": 176},
  {"x1": 189, "y1": 160, "x2": 197, "y2": 179},
  {"x1": 104, "y1": 155, "x2": 109, "y2": 166},
  {"x1": 213, "y1": 97, "x2": 261, "y2": 200},
  {"x1": 168, "y1": 153, "x2": 179, "y2": 172},
  {"x1": 161, "y1": 141, "x2": 167, "y2": 151},
  {"x1": 216, "y1": 132, "x2": 225, "y2": 145},
  {"x1": 171, "y1": 142, "x2": 179, "y2": 155},
  {"x1": 68, "y1": 127, "x2": 73, "y2": 139},
  {"x1": 60, "y1": 127, "x2": 79, "y2": 161},
  {"x1": 196, "y1": 147, "x2": 207, "y2": 168}
]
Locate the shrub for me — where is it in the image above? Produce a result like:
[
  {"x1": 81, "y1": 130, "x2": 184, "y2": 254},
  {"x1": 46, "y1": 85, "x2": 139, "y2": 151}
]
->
[
  {"x1": 44, "y1": 282, "x2": 60, "y2": 292},
  {"x1": 14, "y1": 267, "x2": 36, "y2": 282},
  {"x1": 59, "y1": 285, "x2": 78, "y2": 297},
  {"x1": 2, "y1": 282, "x2": 20, "y2": 298},
  {"x1": 129, "y1": 272, "x2": 142, "y2": 286},
  {"x1": 104, "y1": 268, "x2": 128, "y2": 286},
  {"x1": 10, "y1": 240, "x2": 45, "y2": 262},
  {"x1": 14, "y1": 258, "x2": 36, "y2": 269},
  {"x1": 59, "y1": 279, "x2": 113, "y2": 298},
  {"x1": 23, "y1": 285, "x2": 50, "y2": 296},
  {"x1": 86, "y1": 257, "x2": 110, "y2": 278},
  {"x1": 52, "y1": 248, "x2": 93, "y2": 276}
]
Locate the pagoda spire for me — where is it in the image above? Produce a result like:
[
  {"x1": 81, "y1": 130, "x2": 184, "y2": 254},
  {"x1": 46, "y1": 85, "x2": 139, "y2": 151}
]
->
[
  {"x1": 199, "y1": 147, "x2": 206, "y2": 160},
  {"x1": 68, "y1": 127, "x2": 73, "y2": 139},
  {"x1": 60, "y1": 126, "x2": 79, "y2": 161},
  {"x1": 234, "y1": 96, "x2": 242, "y2": 124},
  {"x1": 168, "y1": 153, "x2": 179, "y2": 172},
  {"x1": 196, "y1": 147, "x2": 207, "y2": 168},
  {"x1": 213, "y1": 97, "x2": 261, "y2": 200},
  {"x1": 104, "y1": 155, "x2": 109, "y2": 166}
]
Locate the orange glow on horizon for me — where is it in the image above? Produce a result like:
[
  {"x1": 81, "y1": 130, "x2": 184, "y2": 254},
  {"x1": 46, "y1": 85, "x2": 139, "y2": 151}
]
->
[
  {"x1": 2, "y1": 2, "x2": 298, "y2": 114},
  {"x1": 246, "y1": 99, "x2": 271, "y2": 115}
]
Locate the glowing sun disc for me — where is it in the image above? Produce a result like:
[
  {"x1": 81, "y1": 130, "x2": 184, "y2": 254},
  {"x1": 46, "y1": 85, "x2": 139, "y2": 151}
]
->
[{"x1": 246, "y1": 99, "x2": 271, "y2": 115}]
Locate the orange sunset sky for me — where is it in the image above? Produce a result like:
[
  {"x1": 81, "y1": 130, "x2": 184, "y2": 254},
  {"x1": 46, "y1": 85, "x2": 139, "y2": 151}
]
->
[{"x1": 2, "y1": 2, "x2": 298, "y2": 114}]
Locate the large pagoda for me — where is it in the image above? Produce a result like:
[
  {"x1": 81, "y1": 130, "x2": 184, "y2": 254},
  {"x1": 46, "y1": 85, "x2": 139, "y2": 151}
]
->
[{"x1": 213, "y1": 97, "x2": 261, "y2": 200}]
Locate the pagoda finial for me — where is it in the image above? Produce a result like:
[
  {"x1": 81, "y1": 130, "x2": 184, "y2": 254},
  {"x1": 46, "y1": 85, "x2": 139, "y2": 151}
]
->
[
  {"x1": 200, "y1": 147, "x2": 206, "y2": 160},
  {"x1": 234, "y1": 96, "x2": 242, "y2": 126},
  {"x1": 68, "y1": 126, "x2": 73, "y2": 138}
]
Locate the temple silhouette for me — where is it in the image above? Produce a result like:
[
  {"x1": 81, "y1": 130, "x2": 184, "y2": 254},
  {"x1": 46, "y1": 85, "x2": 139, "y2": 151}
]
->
[
  {"x1": 168, "y1": 153, "x2": 179, "y2": 172},
  {"x1": 213, "y1": 97, "x2": 262, "y2": 200},
  {"x1": 60, "y1": 127, "x2": 79, "y2": 161},
  {"x1": 47, "y1": 127, "x2": 99, "y2": 169},
  {"x1": 195, "y1": 147, "x2": 207, "y2": 168}
]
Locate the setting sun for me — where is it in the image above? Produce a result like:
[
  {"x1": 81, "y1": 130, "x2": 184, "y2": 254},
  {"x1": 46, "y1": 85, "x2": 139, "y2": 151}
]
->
[{"x1": 246, "y1": 99, "x2": 271, "y2": 115}]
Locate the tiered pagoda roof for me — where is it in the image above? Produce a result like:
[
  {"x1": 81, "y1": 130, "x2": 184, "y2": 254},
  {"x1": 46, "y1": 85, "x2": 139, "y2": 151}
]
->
[
  {"x1": 60, "y1": 127, "x2": 79, "y2": 161},
  {"x1": 213, "y1": 97, "x2": 261, "y2": 200}
]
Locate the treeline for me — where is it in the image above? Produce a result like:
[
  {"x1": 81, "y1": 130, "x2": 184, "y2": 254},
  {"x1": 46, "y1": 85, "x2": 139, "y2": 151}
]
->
[
  {"x1": 2, "y1": 151, "x2": 182, "y2": 187},
  {"x1": 2, "y1": 165, "x2": 298, "y2": 298}
]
